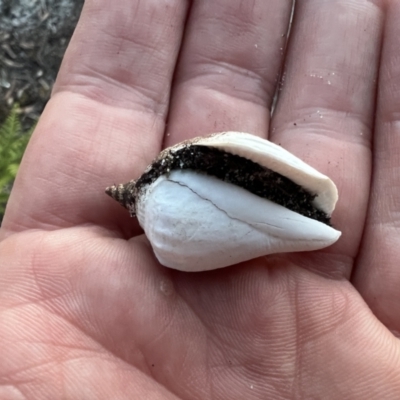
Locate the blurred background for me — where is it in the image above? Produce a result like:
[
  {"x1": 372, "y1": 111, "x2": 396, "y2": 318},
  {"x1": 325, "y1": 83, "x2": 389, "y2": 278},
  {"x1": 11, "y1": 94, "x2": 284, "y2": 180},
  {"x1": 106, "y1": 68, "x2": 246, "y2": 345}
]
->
[{"x1": 0, "y1": 0, "x2": 84, "y2": 223}]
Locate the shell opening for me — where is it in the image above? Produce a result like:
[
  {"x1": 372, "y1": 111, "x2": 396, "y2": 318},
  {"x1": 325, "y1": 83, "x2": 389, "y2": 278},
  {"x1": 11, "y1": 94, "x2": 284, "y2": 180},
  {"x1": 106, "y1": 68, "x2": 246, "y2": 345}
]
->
[{"x1": 111, "y1": 145, "x2": 331, "y2": 225}]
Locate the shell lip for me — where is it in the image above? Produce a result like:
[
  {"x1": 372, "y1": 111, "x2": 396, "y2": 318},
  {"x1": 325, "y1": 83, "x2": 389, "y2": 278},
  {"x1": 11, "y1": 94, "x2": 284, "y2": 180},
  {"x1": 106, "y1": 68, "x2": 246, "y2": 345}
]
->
[{"x1": 189, "y1": 132, "x2": 338, "y2": 215}]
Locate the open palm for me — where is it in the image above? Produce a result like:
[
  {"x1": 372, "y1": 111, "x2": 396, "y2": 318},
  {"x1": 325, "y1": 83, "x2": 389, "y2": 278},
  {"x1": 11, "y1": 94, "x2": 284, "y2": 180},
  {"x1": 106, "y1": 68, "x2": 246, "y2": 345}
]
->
[{"x1": 1, "y1": 0, "x2": 400, "y2": 398}]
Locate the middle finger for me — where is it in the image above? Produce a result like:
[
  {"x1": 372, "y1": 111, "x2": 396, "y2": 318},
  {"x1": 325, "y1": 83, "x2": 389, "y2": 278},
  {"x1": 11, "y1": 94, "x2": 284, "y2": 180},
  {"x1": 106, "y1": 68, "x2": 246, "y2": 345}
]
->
[{"x1": 165, "y1": 0, "x2": 294, "y2": 146}]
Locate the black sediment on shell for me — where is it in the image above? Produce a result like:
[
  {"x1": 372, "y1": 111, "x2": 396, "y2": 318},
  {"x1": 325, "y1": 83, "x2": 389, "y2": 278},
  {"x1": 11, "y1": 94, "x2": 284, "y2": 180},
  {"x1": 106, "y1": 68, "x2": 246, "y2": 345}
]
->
[{"x1": 107, "y1": 145, "x2": 331, "y2": 225}]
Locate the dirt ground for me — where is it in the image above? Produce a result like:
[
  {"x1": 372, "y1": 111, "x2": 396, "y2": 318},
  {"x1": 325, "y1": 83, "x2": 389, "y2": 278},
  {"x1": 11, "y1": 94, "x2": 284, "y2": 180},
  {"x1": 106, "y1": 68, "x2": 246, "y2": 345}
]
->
[{"x1": 0, "y1": 0, "x2": 84, "y2": 131}]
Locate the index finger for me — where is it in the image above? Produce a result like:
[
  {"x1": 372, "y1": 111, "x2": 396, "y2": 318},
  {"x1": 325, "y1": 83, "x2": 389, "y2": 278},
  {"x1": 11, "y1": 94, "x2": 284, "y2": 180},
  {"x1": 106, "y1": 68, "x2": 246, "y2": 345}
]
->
[{"x1": 2, "y1": 0, "x2": 189, "y2": 235}]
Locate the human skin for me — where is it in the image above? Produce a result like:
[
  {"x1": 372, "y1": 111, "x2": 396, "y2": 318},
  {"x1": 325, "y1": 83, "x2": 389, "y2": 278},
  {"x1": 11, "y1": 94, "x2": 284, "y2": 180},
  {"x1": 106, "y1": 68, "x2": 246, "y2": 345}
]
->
[{"x1": 1, "y1": 0, "x2": 400, "y2": 398}]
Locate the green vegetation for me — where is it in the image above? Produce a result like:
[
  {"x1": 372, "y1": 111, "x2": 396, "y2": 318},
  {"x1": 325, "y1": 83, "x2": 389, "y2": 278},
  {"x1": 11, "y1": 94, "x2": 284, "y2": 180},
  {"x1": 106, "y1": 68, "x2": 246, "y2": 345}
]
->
[{"x1": 0, "y1": 107, "x2": 34, "y2": 218}]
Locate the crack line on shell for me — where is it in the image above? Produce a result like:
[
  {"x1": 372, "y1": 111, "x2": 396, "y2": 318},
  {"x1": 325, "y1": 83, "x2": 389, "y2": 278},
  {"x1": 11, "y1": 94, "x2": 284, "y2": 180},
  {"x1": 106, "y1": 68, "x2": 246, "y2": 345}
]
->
[{"x1": 168, "y1": 178, "x2": 286, "y2": 233}]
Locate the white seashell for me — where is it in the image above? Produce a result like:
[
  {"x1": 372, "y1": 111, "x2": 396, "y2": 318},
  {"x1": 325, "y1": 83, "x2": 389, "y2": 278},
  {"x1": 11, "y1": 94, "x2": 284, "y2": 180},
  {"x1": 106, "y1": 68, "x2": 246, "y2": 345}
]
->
[{"x1": 106, "y1": 132, "x2": 341, "y2": 272}]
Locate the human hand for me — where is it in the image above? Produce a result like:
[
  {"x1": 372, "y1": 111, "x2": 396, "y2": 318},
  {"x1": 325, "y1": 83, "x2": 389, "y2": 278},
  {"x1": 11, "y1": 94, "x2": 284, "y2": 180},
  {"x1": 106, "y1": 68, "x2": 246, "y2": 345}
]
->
[{"x1": 1, "y1": 0, "x2": 399, "y2": 398}]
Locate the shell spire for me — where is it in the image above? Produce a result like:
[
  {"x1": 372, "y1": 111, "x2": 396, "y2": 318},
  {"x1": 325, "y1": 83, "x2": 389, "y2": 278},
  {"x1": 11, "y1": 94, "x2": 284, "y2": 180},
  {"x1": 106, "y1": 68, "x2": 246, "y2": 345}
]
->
[{"x1": 105, "y1": 180, "x2": 138, "y2": 216}]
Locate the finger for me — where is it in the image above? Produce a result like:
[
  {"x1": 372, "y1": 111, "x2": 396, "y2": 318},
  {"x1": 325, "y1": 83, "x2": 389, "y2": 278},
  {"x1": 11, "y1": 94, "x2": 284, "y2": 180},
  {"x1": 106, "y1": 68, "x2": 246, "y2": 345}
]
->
[
  {"x1": 165, "y1": 0, "x2": 294, "y2": 146},
  {"x1": 353, "y1": 1, "x2": 400, "y2": 334},
  {"x1": 2, "y1": 0, "x2": 189, "y2": 235},
  {"x1": 270, "y1": 0, "x2": 384, "y2": 276}
]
